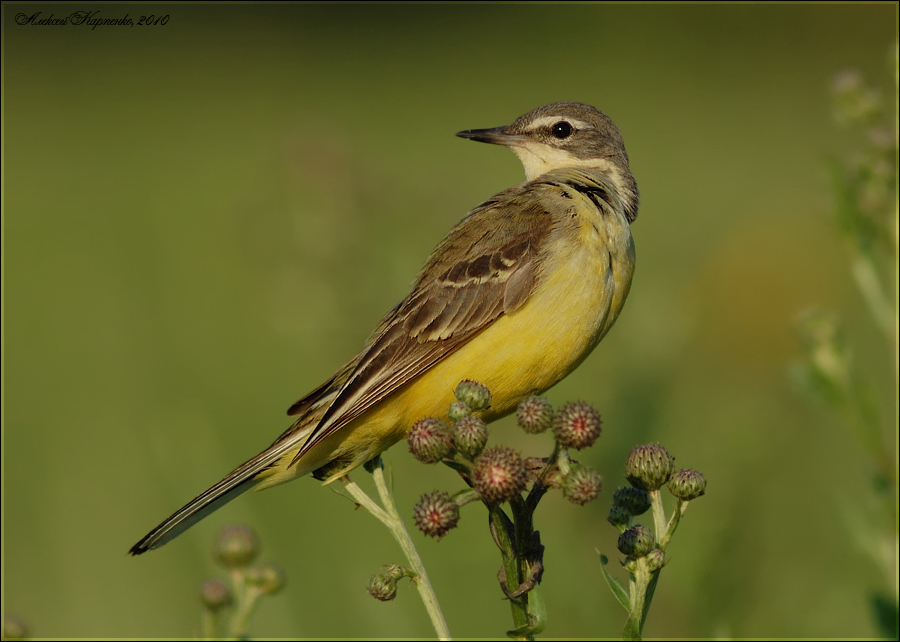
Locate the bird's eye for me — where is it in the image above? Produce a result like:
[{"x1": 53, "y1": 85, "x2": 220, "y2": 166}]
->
[{"x1": 551, "y1": 121, "x2": 573, "y2": 139}]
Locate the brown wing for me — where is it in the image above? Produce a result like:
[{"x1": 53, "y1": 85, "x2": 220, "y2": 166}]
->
[{"x1": 286, "y1": 181, "x2": 566, "y2": 464}]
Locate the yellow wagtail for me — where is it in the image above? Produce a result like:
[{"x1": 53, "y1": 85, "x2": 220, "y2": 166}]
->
[{"x1": 130, "y1": 102, "x2": 638, "y2": 555}]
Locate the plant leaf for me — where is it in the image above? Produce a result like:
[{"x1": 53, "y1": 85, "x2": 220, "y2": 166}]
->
[{"x1": 599, "y1": 554, "x2": 630, "y2": 611}]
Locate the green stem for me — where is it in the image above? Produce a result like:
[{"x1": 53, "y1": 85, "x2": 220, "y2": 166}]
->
[
  {"x1": 229, "y1": 577, "x2": 263, "y2": 640},
  {"x1": 622, "y1": 490, "x2": 676, "y2": 639},
  {"x1": 371, "y1": 461, "x2": 452, "y2": 640},
  {"x1": 622, "y1": 557, "x2": 651, "y2": 640},
  {"x1": 201, "y1": 608, "x2": 216, "y2": 640},
  {"x1": 341, "y1": 462, "x2": 452, "y2": 640},
  {"x1": 850, "y1": 251, "x2": 894, "y2": 340},
  {"x1": 649, "y1": 490, "x2": 666, "y2": 540},
  {"x1": 340, "y1": 476, "x2": 390, "y2": 524},
  {"x1": 511, "y1": 496, "x2": 545, "y2": 637},
  {"x1": 452, "y1": 488, "x2": 482, "y2": 507},
  {"x1": 658, "y1": 499, "x2": 687, "y2": 550},
  {"x1": 488, "y1": 505, "x2": 531, "y2": 639}
]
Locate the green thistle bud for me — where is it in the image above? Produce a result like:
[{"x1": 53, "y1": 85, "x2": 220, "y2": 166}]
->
[
  {"x1": 562, "y1": 465, "x2": 602, "y2": 505},
  {"x1": 453, "y1": 415, "x2": 488, "y2": 456},
  {"x1": 472, "y1": 445, "x2": 527, "y2": 504},
  {"x1": 622, "y1": 556, "x2": 639, "y2": 574},
  {"x1": 454, "y1": 380, "x2": 492, "y2": 411},
  {"x1": 407, "y1": 417, "x2": 453, "y2": 463},
  {"x1": 667, "y1": 468, "x2": 707, "y2": 500},
  {"x1": 213, "y1": 524, "x2": 260, "y2": 569},
  {"x1": 607, "y1": 504, "x2": 631, "y2": 529},
  {"x1": 2, "y1": 615, "x2": 30, "y2": 641},
  {"x1": 448, "y1": 401, "x2": 472, "y2": 421},
  {"x1": 384, "y1": 564, "x2": 406, "y2": 581},
  {"x1": 624, "y1": 443, "x2": 674, "y2": 491},
  {"x1": 552, "y1": 401, "x2": 602, "y2": 450},
  {"x1": 246, "y1": 562, "x2": 287, "y2": 595},
  {"x1": 612, "y1": 486, "x2": 652, "y2": 516},
  {"x1": 617, "y1": 524, "x2": 655, "y2": 558},
  {"x1": 367, "y1": 573, "x2": 397, "y2": 601},
  {"x1": 516, "y1": 396, "x2": 554, "y2": 434},
  {"x1": 413, "y1": 491, "x2": 460, "y2": 538},
  {"x1": 200, "y1": 578, "x2": 233, "y2": 611},
  {"x1": 646, "y1": 548, "x2": 667, "y2": 572}
]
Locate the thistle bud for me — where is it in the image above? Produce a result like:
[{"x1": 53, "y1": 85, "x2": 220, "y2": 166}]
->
[
  {"x1": 607, "y1": 504, "x2": 631, "y2": 529},
  {"x1": 646, "y1": 548, "x2": 667, "y2": 572},
  {"x1": 246, "y1": 562, "x2": 286, "y2": 595},
  {"x1": 617, "y1": 524, "x2": 655, "y2": 558},
  {"x1": 454, "y1": 380, "x2": 492, "y2": 411},
  {"x1": 448, "y1": 401, "x2": 472, "y2": 421},
  {"x1": 624, "y1": 444, "x2": 674, "y2": 491},
  {"x1": 407, "y1": 417, "x2": 453, "y2": 463},
  {"x1": 472, "y1": 445, "x2": 527, "y2": 504},
  {"x1": 367, "y1": 573, "x2": 397, "y2": 601},
  {"x1": 516, "y1": 396, "x2": 554, "y2": 434},
  {"x1": 612, "y1": 486, "x2": 652, "y2": 516},
  {"x1": 213, "y1": 524, "x2": 260, "y2": 569},
  {"x1": 552, "y1": 401, "x2": 602, "y2": 450},
  {"x1": 452, "y1": 415, "x2": 488, "y2": 456},
  {"x1": 384, "y1": 564, "x2": 406, "y2": 581},
  {"x1": 562, "y1": 465, "x2": 602, "y2": 505},
  {"x1": 200, "y1": 578, "x2": 233, "y2": 611},
  {"x1": 667, "y1": 468, "x2": 707, "y2": 500},
  {"x1": 413, "y1": 491, "x2": 460, "y2": 538}
]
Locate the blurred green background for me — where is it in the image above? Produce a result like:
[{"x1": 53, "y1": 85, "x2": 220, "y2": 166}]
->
[{"x1": 3, "y1": 3, "x2": 897, "y2": 639}]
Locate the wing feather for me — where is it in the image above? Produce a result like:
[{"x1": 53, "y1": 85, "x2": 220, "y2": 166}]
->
[{"x1": 288, "y1": 176, "x2": 586, "y2": 463}]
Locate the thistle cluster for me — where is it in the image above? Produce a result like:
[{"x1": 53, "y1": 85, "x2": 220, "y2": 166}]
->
[
  {"x1": 404, "y1": 381, "x2": 494, "y2": 538},
  {"x1": 403, "y1": 382, "x2": 609, "y2": 636},
  {"x1": 825, "y1": 61, "x2": 897, "y2": 302},
  {"x1": 535, "y1": 398, "x2": 604, "y2": 505},
  {"x1": 600, "y1": 443, "x2": 707, "y2": 640},
  {"x1": 200, "y1": 524, "x2": 286, "y2": 639},
  {"x1": 407, "y1": 380, "x2": 491, "y2": 466},
  {"x1": 609, "y1": 443, "x2": 706, "y2": 553},
  {"x1": 406, "y1": 383, "x2": 606, "y2": 539}
]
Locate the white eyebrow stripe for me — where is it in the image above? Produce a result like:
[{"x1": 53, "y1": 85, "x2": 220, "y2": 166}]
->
[{"x1": 523, "y1": 116, "x2": 593, "y2": 131}]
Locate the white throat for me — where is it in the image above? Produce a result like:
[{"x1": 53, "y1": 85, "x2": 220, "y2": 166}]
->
[{"x1": 511, "y1": 145, "x2": 636, "y2": 216}]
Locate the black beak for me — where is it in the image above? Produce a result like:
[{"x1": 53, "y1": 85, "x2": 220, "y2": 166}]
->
[{"x1": 455, "y1": 125, "x2": 523, "y2": 147}]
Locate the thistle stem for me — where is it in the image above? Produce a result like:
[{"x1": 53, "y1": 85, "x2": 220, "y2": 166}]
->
[
  {"x1": 201, "y1": 609, "x2": 216, "y2": 640},
  {"x1": 341, "y1": 461, "x2": 452, "y2": 640},
  {"x1": 228, "y1": 569, "x2": 262, "y2": 640},
  {"x1": 649, "y1": 490, "x2": 667, "y2": 540},
  {"x1": 488, "y1": 504, "x2": 532, "y2": 640}
]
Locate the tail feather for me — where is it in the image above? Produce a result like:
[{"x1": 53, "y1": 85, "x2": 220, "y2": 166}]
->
[{"x1": 129, "y1": 433, "x2": 308, "y2": 555}]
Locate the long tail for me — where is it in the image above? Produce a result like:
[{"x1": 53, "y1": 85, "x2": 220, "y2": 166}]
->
[{"x1": 129, "y1": 432, "x2": 309, "y2": 555}]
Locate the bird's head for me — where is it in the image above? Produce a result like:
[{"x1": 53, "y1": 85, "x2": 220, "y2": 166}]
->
[{"x1": 457, "y1": 102, "x2": 638, "y2": 218}]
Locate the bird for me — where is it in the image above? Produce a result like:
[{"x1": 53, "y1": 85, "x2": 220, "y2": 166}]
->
[{"x1": 130, "y1": 102, "x2": 639, "y2": 555}]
